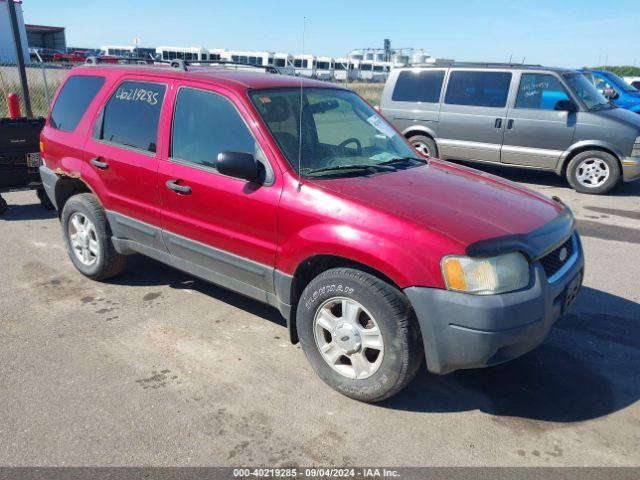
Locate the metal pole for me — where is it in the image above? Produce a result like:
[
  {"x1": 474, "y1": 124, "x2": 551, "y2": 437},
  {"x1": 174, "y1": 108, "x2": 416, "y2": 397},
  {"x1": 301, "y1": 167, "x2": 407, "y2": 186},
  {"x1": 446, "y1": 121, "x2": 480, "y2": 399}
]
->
[{"x1": 6, "y1": 0, "x2": 32, "y2": 118}]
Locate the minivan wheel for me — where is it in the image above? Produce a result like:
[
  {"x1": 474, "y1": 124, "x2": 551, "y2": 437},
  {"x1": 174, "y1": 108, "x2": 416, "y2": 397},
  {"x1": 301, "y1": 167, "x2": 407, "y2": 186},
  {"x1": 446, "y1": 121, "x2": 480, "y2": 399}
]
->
[
  {"x1": 297, "y1": 268, "x2": 424, "y2": 402},
  {"x1": 61, "y1": 193, "x2": 126, "y2": 280},
  {"x1": 566, "y1": 150, "x2": 620, "y2": 194},
  {"x1": 409, "y1": 134, "x2": 437, "y2": 158}
]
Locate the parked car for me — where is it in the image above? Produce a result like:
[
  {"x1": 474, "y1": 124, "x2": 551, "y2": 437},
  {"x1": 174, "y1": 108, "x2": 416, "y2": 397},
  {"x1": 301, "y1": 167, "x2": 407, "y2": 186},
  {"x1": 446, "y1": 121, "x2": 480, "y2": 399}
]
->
[
  {"x1": 52, "y1": 50, "x2": 88, "y2": 63},
  {"x1": 582, "y1": 70, "x2": 640, "y2": 113},
  {"x1": 380, "y1": 63, "x2": 640, "y2": 194},
  {"x1": 40, "y1": 65, "x2": 584, "y2": 401},
  {"x1": 0, "y1": 117, "x2": 53, "y2": 215}
]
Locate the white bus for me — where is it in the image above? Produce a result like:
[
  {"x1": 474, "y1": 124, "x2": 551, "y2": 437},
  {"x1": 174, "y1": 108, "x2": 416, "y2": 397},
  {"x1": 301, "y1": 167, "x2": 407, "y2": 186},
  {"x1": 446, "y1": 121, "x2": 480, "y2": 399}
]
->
[
  {"x1": 208, "y1": 48, "x2": 225, "y2": 62},
  {"x1": 293, "y1": 54, "x2": 316, "y2": 77},
  {"x1": 220, "y1": 50, "x2": 274, "y2": 67},
  {"x1": 273, "y1": 52, "x2": 294, "y2": 75},
  {"x1": 156, "y1": 46, "x2": 208, "y2": 62},
  {"x1": 333, "y1": 57, "x2": 358, "y2": 82},
  {"x1": 315, "y1": 56, "x2": 334, "y2": 80},
  {"x1": 100, "y1": 45, "x2": 134, "y2": 57}
]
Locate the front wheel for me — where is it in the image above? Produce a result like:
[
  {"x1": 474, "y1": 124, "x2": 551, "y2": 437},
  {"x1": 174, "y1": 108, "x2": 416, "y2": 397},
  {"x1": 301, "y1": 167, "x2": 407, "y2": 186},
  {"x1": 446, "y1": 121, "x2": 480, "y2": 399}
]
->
[
  {"x1": 36, "y1": 188, "x2": 55, "y2": 210},
  {"x1": 566, "y1": 150, "x2": 620, "y2": 194},
  {"x1": 297, "y1": 268, "x2": 424, "y2": 402}
]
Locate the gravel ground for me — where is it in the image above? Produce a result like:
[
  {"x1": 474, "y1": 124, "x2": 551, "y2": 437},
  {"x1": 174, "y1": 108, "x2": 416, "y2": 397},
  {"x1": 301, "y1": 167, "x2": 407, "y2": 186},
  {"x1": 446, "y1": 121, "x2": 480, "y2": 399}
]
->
[{"x1": 0, "y1": 167, "x2": 638, "y2": 467}]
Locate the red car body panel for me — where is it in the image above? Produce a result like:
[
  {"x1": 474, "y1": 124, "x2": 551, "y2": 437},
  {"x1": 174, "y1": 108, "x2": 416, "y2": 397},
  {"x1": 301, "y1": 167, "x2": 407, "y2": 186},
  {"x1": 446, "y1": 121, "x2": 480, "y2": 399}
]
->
[{"x1": 41, "y1": 65, "x2": 564, "y2": 290}]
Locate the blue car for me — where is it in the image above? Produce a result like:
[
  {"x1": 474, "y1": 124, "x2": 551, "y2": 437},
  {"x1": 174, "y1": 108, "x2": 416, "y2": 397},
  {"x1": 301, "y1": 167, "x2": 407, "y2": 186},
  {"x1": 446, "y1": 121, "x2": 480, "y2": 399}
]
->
[{"x1": 582, "y1": 70, "x2": 640, "y2": 113}]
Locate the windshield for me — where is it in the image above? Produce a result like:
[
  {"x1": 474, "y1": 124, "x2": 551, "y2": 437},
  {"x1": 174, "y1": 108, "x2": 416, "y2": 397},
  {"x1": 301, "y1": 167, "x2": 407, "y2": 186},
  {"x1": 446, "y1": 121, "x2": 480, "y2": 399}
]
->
[
  {"x1": 601, "y1": 71, "x2": 639, "y2": 93},
  {"x1": 250, "y1": 88, "x2": 423, "y2": 177},
  {"x1": 563, "y1": 73, "x2": 613, "y2": 111}
]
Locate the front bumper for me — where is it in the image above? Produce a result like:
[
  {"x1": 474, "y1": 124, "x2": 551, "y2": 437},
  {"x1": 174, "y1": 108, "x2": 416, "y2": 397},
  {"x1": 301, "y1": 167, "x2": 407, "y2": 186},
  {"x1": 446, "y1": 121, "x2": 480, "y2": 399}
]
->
[
  {"x1": 622, "y1": 157, "x2": 640, "y2": 182},
  {"x1": 405, "y1": 239, "x2": 584, "y2": 375}
]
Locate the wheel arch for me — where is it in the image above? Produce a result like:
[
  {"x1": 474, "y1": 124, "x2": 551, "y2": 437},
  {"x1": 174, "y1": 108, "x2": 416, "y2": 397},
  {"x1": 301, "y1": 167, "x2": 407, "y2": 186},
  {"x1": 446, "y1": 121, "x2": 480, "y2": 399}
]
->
[
  {"x1": 557, "y1": 141, "x2": 624, "y2": 177},
  {"x1": 281, "y1": 254, "x2": 405, "y2": 344},
  {"x1": 54, "y1": 175, "x2": 94, "y2": 217}
]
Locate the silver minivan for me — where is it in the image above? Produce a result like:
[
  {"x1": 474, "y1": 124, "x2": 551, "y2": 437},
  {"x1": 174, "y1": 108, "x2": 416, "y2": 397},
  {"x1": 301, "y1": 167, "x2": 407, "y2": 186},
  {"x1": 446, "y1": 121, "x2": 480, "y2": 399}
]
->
[{"x1": 380, "y1": 64, "x2": 640, "y2": 194}]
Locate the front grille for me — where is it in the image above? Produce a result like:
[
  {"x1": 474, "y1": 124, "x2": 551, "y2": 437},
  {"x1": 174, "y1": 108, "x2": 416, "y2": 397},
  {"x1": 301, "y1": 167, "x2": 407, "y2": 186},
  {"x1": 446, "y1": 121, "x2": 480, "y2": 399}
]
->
[{"x1": 539, "y1": 235, "x2": 575, "y2": 280}]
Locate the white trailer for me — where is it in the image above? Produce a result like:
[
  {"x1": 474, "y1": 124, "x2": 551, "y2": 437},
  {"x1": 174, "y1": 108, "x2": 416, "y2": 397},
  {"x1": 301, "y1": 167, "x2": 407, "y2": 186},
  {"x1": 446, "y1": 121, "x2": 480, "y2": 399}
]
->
[
  {"x1": 273, "y1": 52, "x2": 294, "y2": 75},
  {"x1": 293, "y1": 54, "x2": 316, "y2": 78},
  {"x1": 156, "y1": 46, "x2": 207, "y2": 61},
  {"x1": 333, "y1": 57, "x2": 358, "y2": 82},
  {"x1": 315, "y1": 56, "x2": 334, "y2": 81}
]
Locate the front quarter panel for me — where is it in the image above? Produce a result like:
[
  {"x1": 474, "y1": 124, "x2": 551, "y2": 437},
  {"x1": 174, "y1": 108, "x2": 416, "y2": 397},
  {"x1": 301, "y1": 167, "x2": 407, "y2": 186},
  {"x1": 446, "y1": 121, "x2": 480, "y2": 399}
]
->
[{"x1": 275, "y1": 174, "x2": 458, "y2": 289}]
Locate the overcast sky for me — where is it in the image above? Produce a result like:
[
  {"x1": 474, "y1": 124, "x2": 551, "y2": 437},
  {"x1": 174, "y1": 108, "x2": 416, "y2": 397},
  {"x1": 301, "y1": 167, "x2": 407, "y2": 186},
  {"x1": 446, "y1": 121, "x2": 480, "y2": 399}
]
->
[{"x1": 24, "y1": 0, "x2": 639, "y2": 68}]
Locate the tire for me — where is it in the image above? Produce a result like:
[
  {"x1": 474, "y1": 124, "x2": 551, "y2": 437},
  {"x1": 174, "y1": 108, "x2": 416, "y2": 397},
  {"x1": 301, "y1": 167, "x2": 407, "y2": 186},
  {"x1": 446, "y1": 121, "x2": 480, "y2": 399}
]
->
[
  {"x1": 409, "y1": 134, "x2": 438, "y2": 158},
  {"x1": 36, "y1": 188, "x2": 55, "y2": 210},
  {"x1": 0, "y1": 195, "x2": 7, "y2": 216},
  {"x1": 297, "y1": 268, "x2": 424, "y2": 402},
  {"x1": 60, "y1": 193, "x2": 126, "y2": 280},
  {"x1": 566, "y1": 150, "x2": 620, "y2": 194}
]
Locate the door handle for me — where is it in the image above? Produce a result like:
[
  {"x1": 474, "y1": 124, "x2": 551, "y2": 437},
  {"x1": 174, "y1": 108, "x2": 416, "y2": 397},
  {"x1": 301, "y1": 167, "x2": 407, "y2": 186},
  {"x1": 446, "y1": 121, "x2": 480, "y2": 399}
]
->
[
  {"x1": 90, "y1": 157, "x2": 109, "y2": 170},
  {"x1": 507, "y1": 119, "x2": 514, "y2": 130},
  {"x1": 166, "y1": 180, "x2": 192, "y2": 195},
  {"x1": 494, "y1": 118, "x2": 502, "y2": 128}
]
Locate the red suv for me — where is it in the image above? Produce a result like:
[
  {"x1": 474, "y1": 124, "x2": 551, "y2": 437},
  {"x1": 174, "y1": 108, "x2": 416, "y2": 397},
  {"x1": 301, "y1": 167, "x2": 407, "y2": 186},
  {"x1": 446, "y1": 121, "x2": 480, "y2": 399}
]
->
[{"x1": 39, "y1": 65, "x2": 584, "y2": 402}]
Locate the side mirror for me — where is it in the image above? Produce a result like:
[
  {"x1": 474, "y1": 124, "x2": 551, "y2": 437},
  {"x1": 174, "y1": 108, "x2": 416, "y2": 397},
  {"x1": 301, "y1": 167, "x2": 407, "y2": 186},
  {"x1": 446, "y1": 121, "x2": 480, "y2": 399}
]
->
[
  {"x1": 554, "y1": 100, "x2": 577, "y2": 112},
  {"x1": 603, "y1": 88, "x2": 619, "y2": 100},
  {"x1": 216, "y1": 151, "x2": 261, "y2": 182}
]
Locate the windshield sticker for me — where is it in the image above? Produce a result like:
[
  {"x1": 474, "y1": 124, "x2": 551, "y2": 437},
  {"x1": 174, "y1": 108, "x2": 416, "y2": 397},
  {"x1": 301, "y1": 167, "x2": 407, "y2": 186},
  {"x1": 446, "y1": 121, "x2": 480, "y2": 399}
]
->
[
  {"x1": 369, "y1": 152, "x2": 397, "y2": 162},
  {"x1": 366, "y1": 114, "x2": 397, "y2": 138}
]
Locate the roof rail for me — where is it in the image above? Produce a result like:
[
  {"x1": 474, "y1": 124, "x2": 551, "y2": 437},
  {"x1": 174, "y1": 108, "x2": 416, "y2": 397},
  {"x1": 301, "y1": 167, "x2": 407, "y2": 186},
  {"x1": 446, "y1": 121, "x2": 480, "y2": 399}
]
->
[
  {"x1": 409, "y1": 61, "x2": 544, "y2": 68},
  {"x1": 84, "y1": 56, "x2": 280, "y2": 74}
]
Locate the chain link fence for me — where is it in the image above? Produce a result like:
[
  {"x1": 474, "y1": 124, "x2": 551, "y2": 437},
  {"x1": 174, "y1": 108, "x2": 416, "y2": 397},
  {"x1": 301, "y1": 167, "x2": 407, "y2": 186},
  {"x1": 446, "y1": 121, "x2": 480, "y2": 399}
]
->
[{"x1": 0, "y1": 62, "x2": 72, "y2": 118}]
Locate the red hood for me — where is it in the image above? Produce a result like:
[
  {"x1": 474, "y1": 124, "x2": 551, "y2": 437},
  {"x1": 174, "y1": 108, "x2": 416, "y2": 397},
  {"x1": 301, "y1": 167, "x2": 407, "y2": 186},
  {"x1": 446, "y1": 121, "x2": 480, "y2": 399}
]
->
[{"x1": 308, "y1": 160, "x2": 564, "y2": 248}]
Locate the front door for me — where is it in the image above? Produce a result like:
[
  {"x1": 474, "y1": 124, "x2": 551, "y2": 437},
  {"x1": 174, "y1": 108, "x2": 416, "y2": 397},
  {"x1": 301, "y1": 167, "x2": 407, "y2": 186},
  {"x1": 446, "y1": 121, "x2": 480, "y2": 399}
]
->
[
  {"x1": 82, "y1": 78, "x2": 168, "y2": 249},
  {"x1": 501, "y1": 72, "x2": 576, "y2": 169},
  {"x1": 157, "y1": 84, "x2": 282, "y2": 300},
  {"x1": 437, "y1": 70, "x2": 512, "y2": 163}
]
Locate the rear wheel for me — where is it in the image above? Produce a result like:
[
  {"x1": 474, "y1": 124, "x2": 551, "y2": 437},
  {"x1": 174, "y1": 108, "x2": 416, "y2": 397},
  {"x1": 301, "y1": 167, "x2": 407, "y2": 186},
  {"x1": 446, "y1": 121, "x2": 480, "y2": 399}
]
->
[
  {"x1": 61, "y1": 193, "x2": 126, "y2": 280},
  {"x1": 566, "y1": 150, "x2": 620, "y2": 194},
  {"x1": 0, "y1": 195, "x2": 7, "y2": 216},
  {"x1": 409, "y1": 134, "x2": 437, "y2": 158},
  {"x1": 297, "y1": 268, "x2": 423, "y2": 402}
]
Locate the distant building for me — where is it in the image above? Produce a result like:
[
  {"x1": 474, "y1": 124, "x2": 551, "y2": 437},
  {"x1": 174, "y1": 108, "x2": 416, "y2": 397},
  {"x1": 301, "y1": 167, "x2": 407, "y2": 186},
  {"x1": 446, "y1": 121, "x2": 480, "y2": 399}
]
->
[
  {"x1": 26, "y1": 24, "x2": 66, "y2": 52},
  {"x1": 0, "y1": 0, "x2": 30, "y2": 62}
]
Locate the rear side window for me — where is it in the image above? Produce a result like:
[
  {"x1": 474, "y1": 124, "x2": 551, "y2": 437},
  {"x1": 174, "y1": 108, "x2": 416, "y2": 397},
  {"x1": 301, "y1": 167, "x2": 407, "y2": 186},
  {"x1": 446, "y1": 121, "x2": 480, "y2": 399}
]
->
[
  {"x1": 50, "y1": 75, "x2": 105, "y2": 132},
  {"x1": 98, "y1": 81, "x2": 166, "y2": 153},
  {"x1": 171, "y1": 88, "x2": 257, "y2": 168},
  {"x1": 445, "y1": 71, "x2": 512, "y2": 108},
  {"x1": 392, "y1": 70, "x2": 445, "y2": 102},
  {"x1": 515, "y1": 74, "x2": 570, "y2": 110}
]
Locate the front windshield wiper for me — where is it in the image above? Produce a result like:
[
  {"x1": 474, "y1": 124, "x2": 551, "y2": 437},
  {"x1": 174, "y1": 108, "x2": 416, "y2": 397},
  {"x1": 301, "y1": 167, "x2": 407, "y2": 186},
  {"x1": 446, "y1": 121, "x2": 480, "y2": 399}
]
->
[
  {"x1": 303, "y1": 163, "x2": 394, "y2": 177},
  {"x1": 378, "y1": 156, "x2": 429, "y2": 167}
]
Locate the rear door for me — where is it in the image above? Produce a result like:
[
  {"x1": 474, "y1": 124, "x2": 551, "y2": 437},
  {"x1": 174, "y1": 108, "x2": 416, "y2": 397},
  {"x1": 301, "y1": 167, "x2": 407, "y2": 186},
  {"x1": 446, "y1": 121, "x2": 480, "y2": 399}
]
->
[
  {"x1": 157, "y1": 83, "x2": 282, "y2": 301},
  {"x1": 501, "y1": 72, "x2": 576, "y2": 169},
  {"x1": 82, "y1": 77, "x2": 168, "y2": 250},
  {"x1": 437, "y1": 69, "x2": 512, "y2": 163}
]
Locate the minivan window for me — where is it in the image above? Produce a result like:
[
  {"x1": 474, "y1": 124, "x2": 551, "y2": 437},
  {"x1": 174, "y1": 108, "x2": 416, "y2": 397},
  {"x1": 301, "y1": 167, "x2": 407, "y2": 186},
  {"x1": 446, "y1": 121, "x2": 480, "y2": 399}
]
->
[
  {"x1": 444, "y1": 71, "x2": 512, "y2": 108},
  {"x1": 563, "y1": 73, "x2": 612, "y2": 111},
  {"x1": 392, "y1": 70, "x2": 445, "y2": 103},
  {"x1": 171, "y1": 88, "x2": 258, "y2": 169},
  {"x1": 515, "y1": 74, "x2": 570, "y2": 110},
  {"x1": 50, "y1": 75, "x2": 105, "y2": 132},
  {"x1": 99, "y1": 81, "x2": 166, "y2": 153}
]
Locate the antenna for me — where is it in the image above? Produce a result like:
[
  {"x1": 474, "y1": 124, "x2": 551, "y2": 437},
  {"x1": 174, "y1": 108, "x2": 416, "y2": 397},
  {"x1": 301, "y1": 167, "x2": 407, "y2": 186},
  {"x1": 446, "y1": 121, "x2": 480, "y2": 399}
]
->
[{"x1": 297, "y1": 16, "x2": 306, "y2": 191}]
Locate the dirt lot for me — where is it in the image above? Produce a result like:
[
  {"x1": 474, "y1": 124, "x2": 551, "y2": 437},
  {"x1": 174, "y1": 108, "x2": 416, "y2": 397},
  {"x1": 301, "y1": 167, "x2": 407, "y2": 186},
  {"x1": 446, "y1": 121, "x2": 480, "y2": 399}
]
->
[{"x1": 0, "y1": 167, "x2": 638, "y2": 467}]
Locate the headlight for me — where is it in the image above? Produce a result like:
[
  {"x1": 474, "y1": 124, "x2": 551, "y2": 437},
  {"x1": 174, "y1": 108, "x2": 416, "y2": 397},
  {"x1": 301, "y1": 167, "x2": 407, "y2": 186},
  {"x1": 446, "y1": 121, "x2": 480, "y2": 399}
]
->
[
  {"x1": 441, "y1": 252, "x2": 530, "y2": 295},
  {"x1": 632, "y1": 137, "x2": 640, "y2": 157}
]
